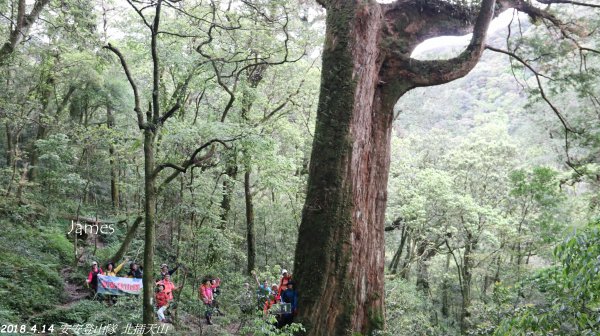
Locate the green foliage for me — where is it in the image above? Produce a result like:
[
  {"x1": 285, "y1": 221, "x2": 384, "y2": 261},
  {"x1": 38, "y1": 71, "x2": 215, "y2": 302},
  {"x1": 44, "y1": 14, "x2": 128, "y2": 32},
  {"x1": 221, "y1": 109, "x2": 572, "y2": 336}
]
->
[
  {"x1": 0, "y1": 220, "x2": 70, "y2": 323},
  {"x1": 239, "y1": 311, "x2": 305, "y2": 336},
  {"x1": 383, "y1": 277, "x2": 436, "y2": 336},
  {"x1": 494, "y1": 222, "x2": 600, "y2": 335}
]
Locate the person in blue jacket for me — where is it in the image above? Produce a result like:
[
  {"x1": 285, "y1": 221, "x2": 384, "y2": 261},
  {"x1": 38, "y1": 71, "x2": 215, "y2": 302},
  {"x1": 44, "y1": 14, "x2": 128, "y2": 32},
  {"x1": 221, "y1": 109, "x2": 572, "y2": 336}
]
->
[{"x1": 279, "y1": 281, "x2": 297, "y2": 328}]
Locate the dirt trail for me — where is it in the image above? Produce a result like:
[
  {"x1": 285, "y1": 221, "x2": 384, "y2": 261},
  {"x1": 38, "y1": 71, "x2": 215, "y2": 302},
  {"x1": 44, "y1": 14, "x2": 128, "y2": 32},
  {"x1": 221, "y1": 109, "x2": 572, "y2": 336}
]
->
[{"x1": 59, "y1": 267, "x2": 89, "y2": 306}]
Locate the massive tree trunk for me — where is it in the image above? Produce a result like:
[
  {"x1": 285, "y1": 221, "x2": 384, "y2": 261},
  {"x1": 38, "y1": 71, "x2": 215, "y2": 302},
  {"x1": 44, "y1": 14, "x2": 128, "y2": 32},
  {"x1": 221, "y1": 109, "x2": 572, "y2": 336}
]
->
[
  {"x1": 293, "y1": 4, "x2": 395, "y2": 334},
  {"x1": 293, "y1": 0, "x2": 497, "y2": 334}
]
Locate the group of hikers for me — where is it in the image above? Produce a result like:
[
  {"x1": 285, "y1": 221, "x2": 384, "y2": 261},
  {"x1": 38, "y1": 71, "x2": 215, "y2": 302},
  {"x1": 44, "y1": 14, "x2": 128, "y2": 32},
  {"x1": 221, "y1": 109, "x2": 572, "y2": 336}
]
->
[
  {"x1": 248, "y1": 269, "x2": 297, "y2": 328},
  {"x1": 85, "y1": 259, "x2": 298, "y2": 328}
]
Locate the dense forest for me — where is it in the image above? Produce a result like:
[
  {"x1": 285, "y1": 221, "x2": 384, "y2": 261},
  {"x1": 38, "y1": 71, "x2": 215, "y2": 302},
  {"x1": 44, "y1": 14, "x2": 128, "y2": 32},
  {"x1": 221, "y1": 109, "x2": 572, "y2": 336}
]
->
[{"x1": 0, "y1": 0, "x2": 599, "y2": 335}]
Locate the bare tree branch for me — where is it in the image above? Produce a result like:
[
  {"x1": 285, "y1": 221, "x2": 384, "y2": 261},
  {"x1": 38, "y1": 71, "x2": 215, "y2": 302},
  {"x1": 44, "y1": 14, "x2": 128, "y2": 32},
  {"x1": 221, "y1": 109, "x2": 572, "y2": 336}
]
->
[
  {"x1": 156, "y1": 138, "x2": 238, "y2": 191},
  {"x1": 485, "y1": 45, "x2": 579, "y2": 135},
  {"x1": 125, "y1": 0, "x2": 152, "y2": 29},
  {"x1": 158, "y1": 103, "x2": 181, "y2": 125},
  {"x1": 103, "y1": 44, "x2": 145, "y2": 129}
]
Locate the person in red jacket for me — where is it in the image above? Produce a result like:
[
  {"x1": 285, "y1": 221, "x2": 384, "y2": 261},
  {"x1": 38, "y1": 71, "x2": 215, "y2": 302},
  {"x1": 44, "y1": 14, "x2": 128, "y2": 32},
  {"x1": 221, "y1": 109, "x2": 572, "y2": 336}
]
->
[
  {"x1": 199, "y1": 279, "x2": 214, "y2": 325},
  {"x1": 155, "y1": 284, "x2": 169, "y2": 322},
  {"x1": 278, "y1": 269, "x2": 292, "y2": 295},
  {"x1": 155, "y1": 274, "x2": 181, "y2": 301},
  {"x1": 85, "y1": 261, "x2": 103, "y2": 295},
  {"x1": 263, "y1": 284, "x2": 281, "y2": 317}
]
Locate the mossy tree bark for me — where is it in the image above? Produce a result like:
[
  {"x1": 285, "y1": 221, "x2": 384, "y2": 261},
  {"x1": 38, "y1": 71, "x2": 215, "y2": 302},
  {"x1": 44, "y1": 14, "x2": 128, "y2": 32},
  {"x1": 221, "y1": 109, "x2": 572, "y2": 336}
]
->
[{"x1": 293, "y1": 0, "x2": 498, "y2": 334}]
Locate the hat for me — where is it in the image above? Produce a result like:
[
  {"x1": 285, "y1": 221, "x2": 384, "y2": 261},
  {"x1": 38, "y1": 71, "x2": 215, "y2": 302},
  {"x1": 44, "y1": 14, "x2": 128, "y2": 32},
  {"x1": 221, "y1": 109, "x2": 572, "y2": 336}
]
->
[
  {"x1": 91, "y1": 261, "x2": 98, "y2": 266},
  {"x1": 160, "y1": 263, "x2": 168, "y2": 268},
  {"x1": 281, "y1": 269, "x2": 288, "y2": 275}
]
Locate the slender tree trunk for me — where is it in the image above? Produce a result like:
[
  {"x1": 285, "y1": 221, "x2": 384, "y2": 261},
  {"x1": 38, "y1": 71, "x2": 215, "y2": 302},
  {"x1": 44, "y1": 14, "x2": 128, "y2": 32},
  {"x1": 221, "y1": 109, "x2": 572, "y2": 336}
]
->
[
  {"x1": 107, "y1": 216, "x2": 142, "y2": 265},
  {"x1": 390, "y1": 225, "x2": 408, "y2": 274},
  {"x1": 5, "y1": 123, "x2": 13, "y2": 167},
  {"x1": 29, "y1": 74, "x2": 54, "y2": 181},
  {"x1": 399, "y1": 238, "x2": 415, "y2": 279},
  {"x1": 460, "y1": 237, "x2": 476, "y2": 333},
  {"x1": 107, "y1": 104, "x2": 120, "y2": 209},
  {"x1": 220, "y1": 162, "x2": 237, "y2": 229},
  {"x1": 415, "y1": 242, "x2": 436, "y2": 293},
  {"x1": 441, "y1": 253, "x2": 451, "y2": 318},
  {"x1": 142, "y1": 129, "x2": 157, "y2": 325},
  {"x1": 244, "y1": 167, "x2": 255, "y2": 274}
]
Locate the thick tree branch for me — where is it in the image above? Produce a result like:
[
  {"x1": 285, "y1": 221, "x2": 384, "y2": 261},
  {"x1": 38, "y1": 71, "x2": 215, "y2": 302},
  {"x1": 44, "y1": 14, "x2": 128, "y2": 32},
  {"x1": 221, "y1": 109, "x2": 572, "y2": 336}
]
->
[
  {"x1": 390, "y1": 0, "x2": 496, "y2": 87},
  {"x1": 158, "y1": 103, "x2": 181, "y2": 125},
  {"x1": 103, "y1": 44, "x2": 145, "y2": 129},
  {"x1": 0, "y1": 0, "x2": 51, "y2": 63},
  {"x1": 156, "y1": 138, "x2": 238, "y2": 192},
  {"x1": 153, "y1": 138, "x2": 234, "y2": 178},
  {"x1": 382, "y1": 0, "x2": 481, "y2": 51}
]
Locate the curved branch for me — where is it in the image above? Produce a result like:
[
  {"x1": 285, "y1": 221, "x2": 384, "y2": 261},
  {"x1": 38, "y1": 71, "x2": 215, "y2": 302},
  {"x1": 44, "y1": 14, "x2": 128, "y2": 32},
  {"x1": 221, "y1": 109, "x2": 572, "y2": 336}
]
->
[
  {"x1": 485, "y1": 45, "x2": 579, "y2": 135},
  {"x1": 211, "y1": 61, "x2": 236, "y2": 123},
  {"x1": 158, "y1": 103, "x2": 181, "y2": 125},
  {"x1": 154, "y1": 138, "x2": 234, "y2": 178},
  {"x1": 125, "y1": 0, "x2": 152, "y2": 29},
  {"x1": 382, "y1": 0, "x2": 481, "y2": 51},
  {"x1": 103, "y1": 44, "x2": 145, "y2": 129},
  {"x1": 156, "y1": 138, "x2": 237, "y2": 192},
  {"x1": 392, "y1": 0, "x2": 496, "y2": 87}
]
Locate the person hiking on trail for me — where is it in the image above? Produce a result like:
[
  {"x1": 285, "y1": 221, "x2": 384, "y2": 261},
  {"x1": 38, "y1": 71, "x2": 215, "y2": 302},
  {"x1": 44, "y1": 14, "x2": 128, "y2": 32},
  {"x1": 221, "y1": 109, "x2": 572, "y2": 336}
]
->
[
  {"x1": 210, "y1": 278, "x2": 224, "y2": 316},
  {"x1": 251, "y1": 270, "x2": 271, "y2": 307},
  {"x1": 104, "y1": 258, "x2": 128, "y2": 305},
  {"x1": 263, "y1": 287, "x2": 281, "y2": 318},
  {"x1": 127, "y1": 262, "x2": 143, "y2": 279},
  {"x1": 279, "y1": 280, "x2": 298, "y2": 328},
  {"x1": 156, "y1": 274, "x2": 181, "y2": 301},
  {"x1": 105, "y1": 258, "x2": 128, "y2": 277},
  {"x1": 156, "y1": 284, "x2": 170, "y2": 323},
  {"x1": 199, "y1": 279, "x2": 214, "y2": 325},
  {"x1": 278, "y1": 269, "x2": 292, "y2": 295},
  {"x1": 85, "y1": 261, "x2": 103, "y2": 295},
  {"x1": 158, "y1": 263, "x2": 179, "y2": 280}
]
